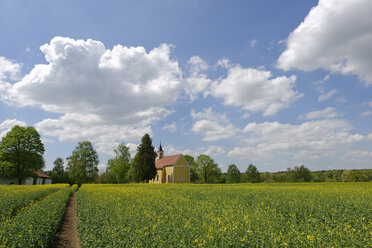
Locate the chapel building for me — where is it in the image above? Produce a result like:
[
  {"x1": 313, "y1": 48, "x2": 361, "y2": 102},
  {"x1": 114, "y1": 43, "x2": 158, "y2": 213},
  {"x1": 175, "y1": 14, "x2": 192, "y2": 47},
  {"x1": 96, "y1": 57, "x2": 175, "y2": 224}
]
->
[{"x1": 150, "y1": 144, "x2": 190, "y2": 184}]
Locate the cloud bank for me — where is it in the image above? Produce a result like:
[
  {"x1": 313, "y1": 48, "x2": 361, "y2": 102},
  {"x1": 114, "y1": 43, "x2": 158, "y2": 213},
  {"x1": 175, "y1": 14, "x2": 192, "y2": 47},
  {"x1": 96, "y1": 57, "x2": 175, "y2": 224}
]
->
[{"x1": 277, "y1": 0, "x2": 372, "y2": 85}]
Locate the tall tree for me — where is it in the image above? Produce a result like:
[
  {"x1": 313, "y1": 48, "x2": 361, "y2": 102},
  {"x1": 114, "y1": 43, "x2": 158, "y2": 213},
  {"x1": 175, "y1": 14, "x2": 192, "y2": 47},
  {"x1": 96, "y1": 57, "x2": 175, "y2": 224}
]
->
[
  {"x1": 293, "y1": 165, "x2": 312, "y2": 182},
  {"x1": 131, "y1": 134, "x2": 156, "y2": 183},
  {"x1": 0, "y1": 125, "x2": 45, "y2": 184},
  {"x1": 184, "y1": 155, "x2": 199, "y2": 183},
  {"x1": 106, "y1": 143, "x2": 131, "y2": 184},
  {"x1": 245, "y1": 164, "x2": 260, "y2": 183},
  {"x1": 67, "y1": 141, "x2": 99, "y2": 185},
  {"x1": 227, "y1": 164, "x2": 240, "y2": 183},
  {"x1": 196, "y1": 154, "x2": 220, "y2": 183},
  {"x1": 51, "y1": 157, "x2": 69, "y2": 183}
]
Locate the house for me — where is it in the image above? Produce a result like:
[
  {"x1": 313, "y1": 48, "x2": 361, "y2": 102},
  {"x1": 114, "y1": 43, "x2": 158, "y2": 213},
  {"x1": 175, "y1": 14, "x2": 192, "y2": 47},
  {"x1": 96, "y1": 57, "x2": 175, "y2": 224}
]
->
[
  {"x1": 150, "y1": 144, "x2": 190, "y2": 184},
  {"x1": 0, "y1": 169, "x2": 52, "y2": 185}
]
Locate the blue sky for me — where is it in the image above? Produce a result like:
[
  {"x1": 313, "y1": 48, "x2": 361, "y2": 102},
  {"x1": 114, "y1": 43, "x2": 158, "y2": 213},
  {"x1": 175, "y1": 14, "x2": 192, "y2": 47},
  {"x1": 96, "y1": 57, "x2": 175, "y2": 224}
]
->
[{"x1": 1, "y1": 0, "x2": 371, "y2": 173}]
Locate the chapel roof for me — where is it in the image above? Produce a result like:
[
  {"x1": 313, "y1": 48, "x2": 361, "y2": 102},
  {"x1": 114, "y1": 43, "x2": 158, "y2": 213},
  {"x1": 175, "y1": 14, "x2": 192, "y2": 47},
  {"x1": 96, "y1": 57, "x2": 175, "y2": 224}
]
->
[
  {"x1": 155, "y1": 154, "x2": 182, "y2": 169},
  {"x1": 32, "y1": 170, "x2": 52, "y2": 179}
]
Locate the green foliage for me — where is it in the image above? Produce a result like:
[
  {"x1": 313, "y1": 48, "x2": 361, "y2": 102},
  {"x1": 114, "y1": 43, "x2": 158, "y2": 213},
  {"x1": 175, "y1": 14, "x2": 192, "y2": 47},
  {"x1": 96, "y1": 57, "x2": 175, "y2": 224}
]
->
[
  {"x1": 51, "y1": 157, "x2": 69, "y2": 184},
  {"x1": 284, "y1": 167, "x2": 296, "y2": 182},
  {"x1": 196, "y1": 154, "x2": 221, "y2": 183},
  {"x1": 226, "y1": 164, "x2": 240, "y2": 183},
  {"x1": 245, "y1": 164, "x2": 260, "y2": 183},
  {"x1": 312, "y1": 171, "x2": 326, "y2": 182},
  {"x1": 131, "y1": 134, "x2": 156, "y2": 183},
  {"x1": 258, "y1": 169, "x2": 372, "y2": 183},
  {"x1": 184, "y1": 155, "x2": 199, "y2": 183},
  {"x1": 106, "y1": 143, "x2": 131, "y2": 184},
  {"x1": 342, "y1": 170, "x2": 370, "y2": 182},
  {"x1": 0, "y1": 161, "x2": 15, "y2": 178},
  {"x1": 67, "y1": 141, "x2": 99, "y2": 185},
  {"x1": 130, "y1": 153, "x2": 140, "y2": 182},
  {"x1": 76, "y1": 183, "x2": 372, "y2": 247},
  {"x1": 259, "y1": 172, "x2": 273, "y2": 183},
  {"x1": 0, "y1": 125, "x2": 45, "y2": 184},
  {"x1": 293, "y1": 165, "x2": 312, "y2": 182},
  {"x1": 0, "y1": 184, "x2": 76, "y2": 248}
]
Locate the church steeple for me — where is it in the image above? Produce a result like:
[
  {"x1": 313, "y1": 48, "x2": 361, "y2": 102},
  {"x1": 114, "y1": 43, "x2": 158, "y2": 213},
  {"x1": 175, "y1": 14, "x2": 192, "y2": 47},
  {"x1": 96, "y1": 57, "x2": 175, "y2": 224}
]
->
[{"x1": 157, "y1": 142, "x2": 164, "y2": 160}]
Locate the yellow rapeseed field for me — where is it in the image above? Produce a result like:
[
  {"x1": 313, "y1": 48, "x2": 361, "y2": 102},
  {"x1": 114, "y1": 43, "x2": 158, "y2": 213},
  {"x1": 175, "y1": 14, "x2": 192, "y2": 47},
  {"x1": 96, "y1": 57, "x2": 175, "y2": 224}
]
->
[
  {"x1": 0, "y1": 184, "x2": 76, "y2": 248},
  {"x1": 77, "y1": 183, "x2": 372, "y2": 247}
]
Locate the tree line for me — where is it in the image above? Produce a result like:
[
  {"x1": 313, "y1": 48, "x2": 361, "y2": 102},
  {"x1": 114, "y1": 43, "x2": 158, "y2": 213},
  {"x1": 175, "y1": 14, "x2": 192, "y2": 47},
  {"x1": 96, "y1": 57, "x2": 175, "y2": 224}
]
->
[{"x1": 1, "y1": 125, "x2": 371, "y2": 184}]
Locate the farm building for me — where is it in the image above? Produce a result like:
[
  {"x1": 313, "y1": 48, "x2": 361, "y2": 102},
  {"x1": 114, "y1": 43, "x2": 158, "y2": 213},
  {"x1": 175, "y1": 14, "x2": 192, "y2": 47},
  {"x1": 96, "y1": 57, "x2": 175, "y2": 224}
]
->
[
  {"x1": 0, "y1": 169, "x2": 52, "y2": 185},
  {"x1": 150, "y1": 144, "x2": 190, "y2": 184}
]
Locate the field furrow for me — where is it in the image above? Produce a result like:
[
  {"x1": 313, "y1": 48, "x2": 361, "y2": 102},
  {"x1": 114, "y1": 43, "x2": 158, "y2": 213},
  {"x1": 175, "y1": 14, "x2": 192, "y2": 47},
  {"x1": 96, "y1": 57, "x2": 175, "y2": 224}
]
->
[
  {"x1": 0, "y1": 184, "x2": 69, "y2": 223},
  {"x1": 0, "y1": 185, "x2": 78, "y2": 248}
]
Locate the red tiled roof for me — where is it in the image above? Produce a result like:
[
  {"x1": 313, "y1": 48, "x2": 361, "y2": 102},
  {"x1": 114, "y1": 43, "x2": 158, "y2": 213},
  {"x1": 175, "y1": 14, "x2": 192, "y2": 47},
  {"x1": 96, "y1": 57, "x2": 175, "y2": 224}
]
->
[
  {"x1": 155, "y1": 154, "x2": 182, "y2": 169},
  {"x1": 33, "y1": 170, "x2": 52, "y2": 179}
]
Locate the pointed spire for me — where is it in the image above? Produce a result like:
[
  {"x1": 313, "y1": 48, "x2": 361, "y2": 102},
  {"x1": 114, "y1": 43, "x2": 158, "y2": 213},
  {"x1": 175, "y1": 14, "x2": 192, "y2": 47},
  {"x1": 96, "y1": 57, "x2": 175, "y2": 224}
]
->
[
  {"x1": 159, "y1": 142, "x2": 163, "y2": 152},
  {"x1": 157, "y1": 142, "x2": 164, "y2": 160}
]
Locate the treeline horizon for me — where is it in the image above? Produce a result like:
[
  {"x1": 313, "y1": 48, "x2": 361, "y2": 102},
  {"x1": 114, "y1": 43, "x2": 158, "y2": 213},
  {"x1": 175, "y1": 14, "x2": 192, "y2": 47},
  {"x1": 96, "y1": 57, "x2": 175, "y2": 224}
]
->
[{"x1": 1, "y1": 125, "x2": 370, "y2": 185}]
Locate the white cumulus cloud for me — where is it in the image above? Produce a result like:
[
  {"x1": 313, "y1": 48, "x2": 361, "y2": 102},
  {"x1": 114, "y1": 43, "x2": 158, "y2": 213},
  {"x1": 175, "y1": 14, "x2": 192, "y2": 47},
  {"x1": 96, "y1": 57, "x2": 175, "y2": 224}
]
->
[
  {"x1": 318, "y1": 89, "x2": 337, "y2": 102},
  {"x1": 210, "y1": 65, "x2": 301, "y2": 116},
  {"x1": 0, "y1": 119, "x2": 27, "y2": 138},
  {"x1": 230, "y1": 119, "x2": 365, "y2": 161},
  {"x1": 204, "y1": 145, "x2": 225, "y2": 156},
  {"x1": 298, "y1": 107, "x2": 342, "y2": 120},
  {"x1": 191, "y1": 108, "x2": 239, "y2": 141},
  {"x1": 184, "y1": 56, "x2": 211, "y2": 100},
  {"x1": 277, "y1": 0, "x2": 372, "y2": 85},
  {"x1": 1, "y1": 37, "x2": 182, "y2": 124},
  {"x1": 0, "y1": 57, "x2": 21, "y2": 81},
  {"x1": 163, "y1": 144, "x2": 197, "y2": 157},
  {"x1": 35, "y1": 113, "x2": 152, "y2": 155},
  {"x1": 360, "y1": 111, "x2": 371, "y2": 117},
  {"x1": 162, "y1": 122, "x2": 177, "y2": 133},
  {"x1": 0, "y1": 37, "x2": 185, "y2": 155}
]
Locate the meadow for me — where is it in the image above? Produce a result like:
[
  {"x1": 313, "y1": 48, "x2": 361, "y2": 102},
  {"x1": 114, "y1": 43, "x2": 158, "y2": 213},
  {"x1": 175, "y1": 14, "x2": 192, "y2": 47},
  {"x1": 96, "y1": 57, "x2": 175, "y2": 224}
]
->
[{"x1": 77, "y1": 183, "x2": 372, "y2": 247}]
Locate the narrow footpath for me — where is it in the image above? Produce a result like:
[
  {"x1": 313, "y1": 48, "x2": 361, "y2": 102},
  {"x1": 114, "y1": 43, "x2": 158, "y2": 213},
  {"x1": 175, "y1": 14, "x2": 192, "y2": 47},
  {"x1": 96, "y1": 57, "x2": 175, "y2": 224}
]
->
[{"x1": 53, "y1": 192, "x2": 82, "y2": 248}]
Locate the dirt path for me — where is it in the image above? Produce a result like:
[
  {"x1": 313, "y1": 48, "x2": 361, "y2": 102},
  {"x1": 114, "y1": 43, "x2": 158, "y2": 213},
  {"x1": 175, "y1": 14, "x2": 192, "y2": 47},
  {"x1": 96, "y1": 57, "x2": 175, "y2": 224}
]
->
[{"x1": 53, "y1": 192, "x2": 82, "y2": 248}]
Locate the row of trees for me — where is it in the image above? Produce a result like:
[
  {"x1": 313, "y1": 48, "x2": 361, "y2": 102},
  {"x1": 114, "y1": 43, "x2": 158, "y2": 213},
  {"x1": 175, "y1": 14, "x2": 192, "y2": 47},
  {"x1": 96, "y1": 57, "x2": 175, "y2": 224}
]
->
[
  {"x1": 1, "y1": 125, "x2": 371, "y2": 185},
  {"x1": 51, "y1": 134, "x2": 157, "y2": 185}
]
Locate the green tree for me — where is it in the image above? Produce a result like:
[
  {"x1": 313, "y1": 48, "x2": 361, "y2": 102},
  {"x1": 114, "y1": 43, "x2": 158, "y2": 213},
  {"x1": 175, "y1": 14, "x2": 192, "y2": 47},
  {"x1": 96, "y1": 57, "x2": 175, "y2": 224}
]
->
[
  {"x1": 260, "y1": 172, "x2": 273, "y2": 183},
  {"x1": 312, "y1": 171, "x2": 326, "y2": 182},
  {"x1": 245, "y1": 164, "x2": 260, "y2": 183},
  {"x1": 284, "y1": 168, "x2": 296, "y2": 182},
  {"x1": 196, "y1": 154, "x2": 220, "y2": 183},
  {"x1": 0, "y1": 125, "x2": 45, "y2": 184},
  {"x1": 106, "y1": 143, "x2": 131, "y2": 184},
  {"x1": 326, "y1": 170, "x2": 334, "y2": 180},
  {"x1": 333, "y1": 170, "x2": 343, "y2": 182},
  {"x1": 51, "y1": 157, "x2": 69, "y2": 183},
  {"x1": 67, "y1": 141, "x2": 99, "y2": 185},
  {"x1": 341, "y1": 170, "x2": 353, "y2": 182},
  {"x1": 184, "y1": 155, "x2": 199, "y2": 183},
  {"x1": 130, "y1": 153, "x2": 140, "y2": 182},
  {"x1": 131, "y1": 134, "x2": 157, "y2": 183},
  {"x1": 294, "y1": 165, "x2": 312, "y2": 182},
  {"x1": 226, "y1": 164, "x2": 240, "y2": 183},
  {"x1": 341, "y1": 170, "x2": 369, "y2": 182}
]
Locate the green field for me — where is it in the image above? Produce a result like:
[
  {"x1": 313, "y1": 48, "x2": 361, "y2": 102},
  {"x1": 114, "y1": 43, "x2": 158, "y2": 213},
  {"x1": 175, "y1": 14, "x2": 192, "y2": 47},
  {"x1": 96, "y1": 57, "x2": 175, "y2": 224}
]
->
[{"x1": 77, "y1": 183, "x2": 372, "y2": 247}]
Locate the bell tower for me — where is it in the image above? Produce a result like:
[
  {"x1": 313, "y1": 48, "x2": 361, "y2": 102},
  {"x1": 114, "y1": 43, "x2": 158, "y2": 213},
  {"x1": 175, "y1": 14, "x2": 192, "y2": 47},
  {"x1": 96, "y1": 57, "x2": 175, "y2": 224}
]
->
[{"x1": 157, "y1": 142, "x2": 164, "y2": 160}]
